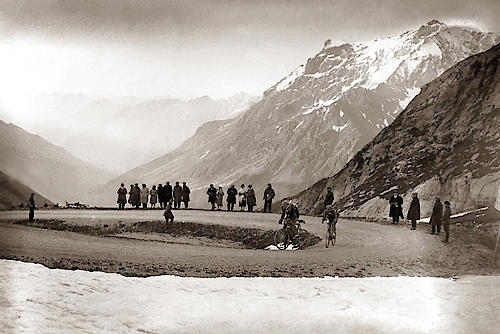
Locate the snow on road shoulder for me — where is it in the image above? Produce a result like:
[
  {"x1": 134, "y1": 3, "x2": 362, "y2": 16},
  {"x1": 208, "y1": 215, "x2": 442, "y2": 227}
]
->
[{"x1": 1, "y1": 260, "x2": 499, "y2": 334}]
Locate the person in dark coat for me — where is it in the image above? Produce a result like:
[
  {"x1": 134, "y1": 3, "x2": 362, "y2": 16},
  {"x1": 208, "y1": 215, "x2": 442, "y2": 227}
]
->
[
  {"x1": 430, "y1": 197, "x2": 443, "y2": 234},
  {"x1": 227, "y1": 185, "x2": 237, "y2": 211},
  {"x1": 207, "y1": 184, "x2": 217, "y2": 210},
  {"x1": 157, "y1": 184, "x2": 164, "y2": 209},
  {"x1": 173, "y1": 181, "x2": 183, "y2": 209},
  {"x1": 182, "y1": 182, "x2": 190, "y2": 208},
  {"x1": 117, "y1": 183, "x2": 127, "y2": 210},
  {"x1": 164, "y1": 182, "x2": 173, "y2": 205},
  {"x1": 128, "y1": 184, "x2": 134, "y2": 205},
  {"x1": 28, "y1": 193, "x2": 35, "y2": 221},
  {"x1": 263, "y1": 183, "x2": 275, "y2": 213},
  {"x1": 324, "y1": 186, "x2": 334, "y2": 207},
  {"x1": 246, "y1": 185, "x2": 257, "y2": 212},
  {"x1": 442, "y1": 200, "x2": 452, "y2": 242},
  {"x1": 130, "y1": 184, "x2": 141, "y2": 209},
  {"x1": 389, "y1": 191, "x2": 403, "y2": 224},
  {"x1": 406, "y1": 193, "x2": 420, "y2": 230}
]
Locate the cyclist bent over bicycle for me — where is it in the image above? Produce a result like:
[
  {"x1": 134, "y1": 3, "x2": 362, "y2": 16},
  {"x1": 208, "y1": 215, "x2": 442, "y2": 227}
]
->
[
  {"x1": 279, "y1": 200, "x2": 300, "y2": 237},
  {"x1": 322, "y1": 204, "x2": 338, "y2": 240}
]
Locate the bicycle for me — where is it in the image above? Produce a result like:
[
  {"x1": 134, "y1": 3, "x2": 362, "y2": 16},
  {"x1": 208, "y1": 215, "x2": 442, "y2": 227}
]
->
[
  {"x1": 323, "y1": 219, "x2": 337, "y2": 248},
  {"x1": 274, "y1": 219, "x2": 306, "y2": 250}
]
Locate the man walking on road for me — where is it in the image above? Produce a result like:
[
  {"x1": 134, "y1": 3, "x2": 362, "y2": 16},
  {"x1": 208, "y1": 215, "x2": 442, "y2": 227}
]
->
[{"x1": 263, "y1": 184, "x2": 275, "y2": 213}]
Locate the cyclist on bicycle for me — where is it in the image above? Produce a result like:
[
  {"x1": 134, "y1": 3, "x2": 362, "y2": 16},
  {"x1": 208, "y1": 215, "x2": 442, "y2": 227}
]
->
[
  {"x1": 279, "y1": 200, "x2": 300, "y2": 237},
  {"x1": 322, "y1": 204, "x2": 338, "y2": 240}
]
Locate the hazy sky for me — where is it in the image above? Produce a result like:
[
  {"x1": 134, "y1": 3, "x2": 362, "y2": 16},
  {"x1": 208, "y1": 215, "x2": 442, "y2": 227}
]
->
[{"x1": 0, "y1": 0, "x2": 499, "y2": 109}]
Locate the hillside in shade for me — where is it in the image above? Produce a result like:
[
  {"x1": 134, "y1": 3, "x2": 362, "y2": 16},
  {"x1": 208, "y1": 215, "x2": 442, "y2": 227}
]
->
[
  {"x1": 291, "y1": 43, "x2": 500, "y2": 218},
  {"x1": 94, "y1": 21, "x2": 498, "y2": 207},
  {"x1": 0, "y1": 170, "x2": 53, "y2": 210},
  {"x1": 0, "y1": 121, "x2": 113, "y2": 204}
]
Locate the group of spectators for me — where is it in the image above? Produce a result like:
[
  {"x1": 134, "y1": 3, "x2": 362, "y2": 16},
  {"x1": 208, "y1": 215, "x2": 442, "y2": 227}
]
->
[
  {"x1": 117, "y1": 182, "x2": 191, "y2": 210},
  {"x1": 206, "y1": 183, "x2": 276, "y2": 212},
  {"x1": 389, "y1": 191, "x2": 452, "y2": 242}
]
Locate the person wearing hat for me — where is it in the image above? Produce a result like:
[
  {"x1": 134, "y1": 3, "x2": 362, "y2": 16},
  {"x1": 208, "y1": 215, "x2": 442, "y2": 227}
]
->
[
  {"x1": 28, "y1": 193, "x2": 36, "y2": 221},
  {"x1": 430, "y1": 197, "x2": 443, "y2": 234},
  {"x1": 216, "y1": 186, "x2": 225, "y2": 210},
  {"x1": 173, "y1": 181, "x2": 183, "y2": 209},
  {"x1": 117, "y1": 183, "x2": 127, "y2": 210},
  {"x1": 406, "y1": 193, "x2": 420, "y2": 230},
  {"x1": 207, "y1": 184, "x2": 217, "y2": 210},
  {"x1": 389, "y1": 191, "x2": 404, "y2": 224},
  {"x1": 324, "y1": 186, "x2": 334, "y2": 207},
  {"x1": 263, "y1": 183, "x2": 275, "y2": 213},
  {"x1": 442, "y1": 201, "x2": 452, "y2": 242},
  {"x1": 246, "y1": 185, "x2": 257, "y2": 212},
  {"x1": 226, "y1": 185, "x2": 237, "y2": 211},
  {"x1": 182, "y1": 182, "x2": 191, "y2": 209}
]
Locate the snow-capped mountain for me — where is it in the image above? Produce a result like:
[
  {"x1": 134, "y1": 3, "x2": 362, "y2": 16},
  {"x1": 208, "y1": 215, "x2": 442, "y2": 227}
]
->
[
  {"x1": 291, "y1": 43, "x2": 500, "y2": 218},
  {"x1": 94, "y1": 21, "x2": 498, "y2": 207}
]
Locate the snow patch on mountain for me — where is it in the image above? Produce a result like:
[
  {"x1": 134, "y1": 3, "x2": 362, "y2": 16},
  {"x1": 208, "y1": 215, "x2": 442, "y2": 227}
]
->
[{"x1": 275, "y1": 65, "x2": 305, "y2": 91}]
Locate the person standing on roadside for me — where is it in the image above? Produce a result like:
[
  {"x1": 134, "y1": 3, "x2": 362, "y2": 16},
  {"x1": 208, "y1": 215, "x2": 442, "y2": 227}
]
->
[
  {"x1": 158, "y1": 184, "x2": 164, "y2": 209},
  {"x1": 28, "y1": 193, "x2": 35, "y2": 221},
  {"x1": 407, "y1": 193, "x2": 420, "y2": 230},
  {"x1": 131, "y1": 184, "x2": 141, "y2": 209},
  {"x1": 238, "y1": 184, "x2": 247, "y2": 211},
  {"x1": 150, "y1": 185, "x2": 158, "y2": 208},
  {"x1": 128, "y1": 184, "x2": 134, "y2": 206},
  {"x1": 389, "y1": 191, "x2": 403, "y2": 224},
  {"x1": 117, "y1": 183, "x2": 127, "y2": 210},
  {"x1": 164, "y1": 182, "x2": 173, "y2": 205},
  {"x1": 324, "y1": 186, "x2": 334, "y2": 207},
  {"x1": 140, "y1": 184, "x2": 149, "y2": 209},
  {"x1": 246, "y1": 185, "x2": 257, "y2": 212},
  {"x1": 173, "y1": 181, "x2": 183, "y2": 209},
  {"x1": 442, "y1": 201, "x2": 452, "y2": 242},
  {"x1": 430, "y1": 197, "x2": 443, "y2": 234},
  {"x1": 227, "y1": 185, "x2": 237, "y2": 211},
  {"x1": 263, "y1": 183, "x2": 275, "y2": 213},
  {"x1": 207, "y1": 184, "x2": 217, "y2": 210},
  {"x1": 216, "y1": 186, "x2": 224, "y2": 210},
  {"x1": 182, "y1": 182, "x2": 190, "y2": 209}
]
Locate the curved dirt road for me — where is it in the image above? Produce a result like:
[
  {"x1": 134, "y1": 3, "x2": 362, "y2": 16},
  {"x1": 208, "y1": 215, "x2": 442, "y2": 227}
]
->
[{"x1": 0, "y1": 209, "x2": 496, "y2": 277}]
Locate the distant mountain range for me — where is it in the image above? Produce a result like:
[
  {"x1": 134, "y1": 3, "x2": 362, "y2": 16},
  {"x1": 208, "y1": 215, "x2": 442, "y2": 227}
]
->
[
  {"x1": 94, "y1": 21, "x2": 498, "y2": 207},
  {"x1": 11, "y1": 92, "x2": 258, "y2": 172},
  {"x1": 0, "y1": 170, "x2": 53, "y2": 210},
  {"x1": 292, "y1": 43, "x2": 500, "y2": 218},
  {"x1": 0, "y1": 120, "x2": 113, "y2": 204}
]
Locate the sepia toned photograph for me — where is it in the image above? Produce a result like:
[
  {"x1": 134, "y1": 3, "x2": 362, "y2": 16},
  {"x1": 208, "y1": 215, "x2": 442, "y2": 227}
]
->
[{"x1": 0, "y1": 0, "x2": 499, "y2": 332}]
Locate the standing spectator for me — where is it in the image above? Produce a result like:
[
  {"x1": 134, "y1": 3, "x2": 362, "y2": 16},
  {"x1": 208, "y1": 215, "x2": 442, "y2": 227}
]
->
[
  {"x1": 216, "y1": 186, "x2": 224, "y2": 210},
  {"x1": 263, "y1": 183, "x2": 275, "y2": 213},
  {"x1": 163, "y1": 200, "x2": 174, "y2": 223},
  {"x1": 140, "y1": 184, "x2": 149, "y2": 209},
  {"x1": 164, "y1": 182, "x2": 173, "y2": 205},
  {"x1": 389, "y1": 191, "x2": 403, "y2": 224},
  {"x1": 158, "y1": 184, "x2": 165, "y2": 209},
  {"x1": 128, "y1": 184, "x2": 134, "y2": 206},
  {"x1": 131, "y1": 184, "x2": 141, "y2": 209},
  {"x1": 117, "y1": 183, "x2": 127, "y2": 210},
  {"x1": 150, "y1": 185, "x2": 158, "y2": 208},
  {"x1": 246, "y1": 185, "x2": 257, "y2": 212},
  {"x1": 207, "y1": 184, "x2": 217, "y2": 210},
  {"x1": 324, "y1": 186, "x2": 334, "y2": 207},
  {"x1": 28, "y1": 193, "x2": 35, "y2": 221},
  {"x1": 407, "y1": 193, "x2": 420, "y2": 230},
  {"x1": 442, "y1": 201, "x2": 452, "y2": 242},
  {"x1": 173, "y1": 182, "x2": 183, "y2": 209},
  {"x1": 430, "y1": 197, "x2": 443, "y2": 234},
  {"x1": 227, "y1": 185, "x2": 237, "y2": 211},
  {"x1": 238, "y1": 184, "x2": 247, "y2": 211},
  {"x1": 182, "y1": 182, "x2": 190, "y2": 209}
]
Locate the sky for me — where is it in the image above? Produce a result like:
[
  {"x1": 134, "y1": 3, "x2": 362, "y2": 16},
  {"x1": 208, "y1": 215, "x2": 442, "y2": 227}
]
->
[{"x1": 0, "y1": 0, "x2": 499, "y2": 114}]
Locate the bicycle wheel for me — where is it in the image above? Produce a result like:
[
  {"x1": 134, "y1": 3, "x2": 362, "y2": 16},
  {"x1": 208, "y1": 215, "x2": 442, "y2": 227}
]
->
[
  {"x1": 325, "y1": 228, "x2": 329, "y2": 248},
  {"x1": 274, "y1": 229, "x2": 289, "y2": 250}
]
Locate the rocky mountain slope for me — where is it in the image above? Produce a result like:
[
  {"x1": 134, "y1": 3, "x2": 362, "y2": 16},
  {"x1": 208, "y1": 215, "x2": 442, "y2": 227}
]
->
[
  {"x1": 0, "y1": 170, "x2": 53, "y2": 210},
  {"x1": 7, "y1": 93, "x2": 258, "y2": 172},
  {"x1": 95, "y1": 21, "x2": 498, "y2": 207},
  {"x1": 0, "y1": 121, "x2": 113, "y2": 204},
  {"x1": 291, "y1": 43, "x2": 500, "y2": 218}
]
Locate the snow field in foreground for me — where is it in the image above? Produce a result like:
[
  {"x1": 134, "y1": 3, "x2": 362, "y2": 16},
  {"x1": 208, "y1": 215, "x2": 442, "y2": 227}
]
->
[{"x1": 1, "y1": 260, "x2": 499, "y2": 334}]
